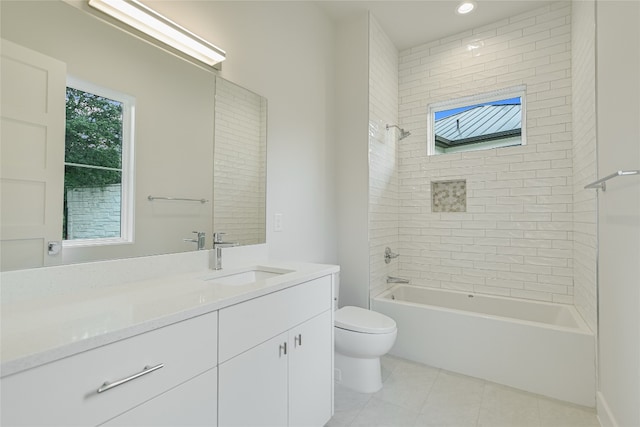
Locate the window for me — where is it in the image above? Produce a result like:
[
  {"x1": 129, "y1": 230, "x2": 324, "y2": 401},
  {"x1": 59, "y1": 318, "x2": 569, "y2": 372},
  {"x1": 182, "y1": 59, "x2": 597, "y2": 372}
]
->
[
  {"x1": 63, "y1": 78, "x2": 134, "y2": 246},
  {"x1": 427, "y1": 86, "x2": 526, "y2": 155}
]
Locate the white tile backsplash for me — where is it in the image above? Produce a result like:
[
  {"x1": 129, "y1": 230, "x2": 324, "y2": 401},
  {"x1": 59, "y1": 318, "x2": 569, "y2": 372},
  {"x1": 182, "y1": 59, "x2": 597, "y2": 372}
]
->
[
  {"x1": 214, "y1": 79, "x2": 267, "y2": 246},
  {"x1": 571, "y1": 0, "x2": 597, "y2": 332},
  {"x1": 369, "y1": 14, "x2": 400, "y2": 299}
]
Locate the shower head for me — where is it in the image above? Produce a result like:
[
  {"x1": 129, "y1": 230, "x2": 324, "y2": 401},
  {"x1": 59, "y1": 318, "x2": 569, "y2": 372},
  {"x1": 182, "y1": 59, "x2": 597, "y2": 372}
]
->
[{"x1": 386, "y1": 124, "x2": 411, "y2": 141}]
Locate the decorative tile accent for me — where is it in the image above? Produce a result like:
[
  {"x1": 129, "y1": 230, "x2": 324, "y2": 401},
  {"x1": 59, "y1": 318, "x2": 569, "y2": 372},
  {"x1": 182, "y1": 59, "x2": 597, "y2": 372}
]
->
[{"x1": 431, "y1": 180, "x2": 467, "y2": 212}]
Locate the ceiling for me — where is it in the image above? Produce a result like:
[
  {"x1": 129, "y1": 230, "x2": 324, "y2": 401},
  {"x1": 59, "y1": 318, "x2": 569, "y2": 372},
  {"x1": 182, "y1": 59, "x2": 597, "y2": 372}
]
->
[{"x1": 316, "y1": 1, "x2": 554, "y2": 50}]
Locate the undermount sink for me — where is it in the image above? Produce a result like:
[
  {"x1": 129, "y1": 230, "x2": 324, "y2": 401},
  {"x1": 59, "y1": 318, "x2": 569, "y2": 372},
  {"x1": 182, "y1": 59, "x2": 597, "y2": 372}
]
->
[{"x1": 206, "y1": 268, "x2": 293, "y2": 286}]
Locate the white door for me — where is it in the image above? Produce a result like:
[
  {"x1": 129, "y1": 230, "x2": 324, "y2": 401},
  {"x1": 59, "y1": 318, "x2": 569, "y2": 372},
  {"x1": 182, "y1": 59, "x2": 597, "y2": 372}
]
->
[
  {"x1": 218, "y1": 332, "x2": 288, "y2": 427},
  {"x1": 288, "y1": 310, "x2": 333, "y2": 427},
  {"x1": 1, "y1": 39, "x2": 66, "y2": 271}
]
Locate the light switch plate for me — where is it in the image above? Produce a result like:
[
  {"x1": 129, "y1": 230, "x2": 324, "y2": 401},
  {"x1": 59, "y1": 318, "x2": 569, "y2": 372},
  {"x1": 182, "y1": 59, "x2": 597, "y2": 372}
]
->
[{"x1": 274, "y1": 213, "x2": 283, "y2": 232}]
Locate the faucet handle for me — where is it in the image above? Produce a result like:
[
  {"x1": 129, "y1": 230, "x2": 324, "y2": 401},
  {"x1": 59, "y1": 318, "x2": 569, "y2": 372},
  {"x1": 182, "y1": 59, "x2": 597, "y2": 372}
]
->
[{"x1": 213, "y1": 232, "x2": 226, "y2": 244}]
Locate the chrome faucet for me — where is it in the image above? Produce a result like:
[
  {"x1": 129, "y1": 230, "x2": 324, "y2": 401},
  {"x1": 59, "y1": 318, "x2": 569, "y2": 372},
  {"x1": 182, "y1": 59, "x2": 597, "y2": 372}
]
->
[
  {"x1": 212, "y1": 232, "x2": 239, "y2": 270},
  {"x1": 184, "y1": 231, "x2": 206, "y2": 250},
  {"x1": 384, "y1": 247, "x2": 400, "y2": 264}
]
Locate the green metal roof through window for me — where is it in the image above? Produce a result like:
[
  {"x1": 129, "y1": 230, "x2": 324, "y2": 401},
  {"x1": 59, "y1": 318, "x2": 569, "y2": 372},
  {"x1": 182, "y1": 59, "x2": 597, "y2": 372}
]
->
[{"x1": 435, "y1": 104, "x2": 522, "y2": 147}]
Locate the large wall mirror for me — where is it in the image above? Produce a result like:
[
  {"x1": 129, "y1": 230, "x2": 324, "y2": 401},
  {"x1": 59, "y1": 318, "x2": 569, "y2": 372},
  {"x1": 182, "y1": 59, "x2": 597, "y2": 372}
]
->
[{"x1": 0, "y1": 0, "x2": 266, "y2": 271}]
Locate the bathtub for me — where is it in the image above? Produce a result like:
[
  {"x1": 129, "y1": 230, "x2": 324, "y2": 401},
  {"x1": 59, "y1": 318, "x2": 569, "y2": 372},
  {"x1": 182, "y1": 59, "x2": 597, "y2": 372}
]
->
[{"x1": 372, "y1": 285, "x2": 596, "y2": 407}]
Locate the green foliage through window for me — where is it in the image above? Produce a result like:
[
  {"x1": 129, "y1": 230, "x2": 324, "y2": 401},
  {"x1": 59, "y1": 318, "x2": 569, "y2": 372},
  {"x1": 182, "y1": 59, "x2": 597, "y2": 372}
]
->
[{"x1": 64, "y1": 86, "x2": 125, "y2": 240}]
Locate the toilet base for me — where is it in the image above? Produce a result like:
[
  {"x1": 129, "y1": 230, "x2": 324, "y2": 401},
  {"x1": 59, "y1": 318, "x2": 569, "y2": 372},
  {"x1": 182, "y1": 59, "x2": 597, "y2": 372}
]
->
[{"x1": 334, "y1": 352, "x2": 382, "y2": 393}]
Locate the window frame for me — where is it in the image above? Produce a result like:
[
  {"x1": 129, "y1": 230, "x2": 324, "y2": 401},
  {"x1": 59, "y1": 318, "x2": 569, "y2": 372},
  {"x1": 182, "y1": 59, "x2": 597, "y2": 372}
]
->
[
  {"x1": 426, "y1": 85, "x2": 527, "y2": 156},
  {"x1": 63, "y1": 76, "x2": 135, "y2": 248}
]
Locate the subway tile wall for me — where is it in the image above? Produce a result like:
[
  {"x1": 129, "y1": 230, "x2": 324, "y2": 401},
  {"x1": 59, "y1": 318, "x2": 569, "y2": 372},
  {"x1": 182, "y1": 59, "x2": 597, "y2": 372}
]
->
[
  {"x1": 396, "y1": 3, "x2": 575, "y2": 303},
  {"x1": 571, "y1": 0, "x2": 597, "y2": 332},
  {"x1": 214, "y1": 79, "x2": 267, "y2": 246},
  {"x1": 369, "y1": 15, "x2": 400, "y2": 299}
]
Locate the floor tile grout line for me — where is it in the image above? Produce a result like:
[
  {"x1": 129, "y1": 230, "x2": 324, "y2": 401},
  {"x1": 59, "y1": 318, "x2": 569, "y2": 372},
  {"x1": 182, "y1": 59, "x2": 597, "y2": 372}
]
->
[{"x1": 474, "y1": 380, "x2": 488, "y2": 427}]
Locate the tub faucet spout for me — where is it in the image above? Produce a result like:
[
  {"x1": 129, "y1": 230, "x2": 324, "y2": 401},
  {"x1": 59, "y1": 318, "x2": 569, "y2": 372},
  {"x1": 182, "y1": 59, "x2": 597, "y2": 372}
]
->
[{"x1": 387, "y1": 276, "x2": 410, "y2": 284}]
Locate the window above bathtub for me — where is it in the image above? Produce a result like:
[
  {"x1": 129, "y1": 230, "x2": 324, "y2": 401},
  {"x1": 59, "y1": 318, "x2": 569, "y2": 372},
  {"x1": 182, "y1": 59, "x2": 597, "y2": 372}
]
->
[{"x1": 427, "y1": 86, "x2": 526, "y2": 156}]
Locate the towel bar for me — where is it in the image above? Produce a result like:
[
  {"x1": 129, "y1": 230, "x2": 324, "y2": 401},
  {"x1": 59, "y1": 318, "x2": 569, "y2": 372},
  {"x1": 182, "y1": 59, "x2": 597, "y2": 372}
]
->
[{"x1": 584, "y1": 170, "x2": 639, "y2": 191}]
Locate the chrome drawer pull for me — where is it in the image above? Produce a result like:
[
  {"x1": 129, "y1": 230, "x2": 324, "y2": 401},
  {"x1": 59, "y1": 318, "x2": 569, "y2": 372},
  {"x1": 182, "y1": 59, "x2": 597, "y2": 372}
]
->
[{"x1": 97, "y1": 363, "x2": 164, "y2": 394}]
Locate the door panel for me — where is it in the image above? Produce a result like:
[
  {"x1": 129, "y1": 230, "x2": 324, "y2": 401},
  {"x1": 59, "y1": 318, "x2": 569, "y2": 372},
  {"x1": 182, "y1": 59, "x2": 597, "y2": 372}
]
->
[
  {"x1": 289, "y1": 310, "x2": 333, "y2": 427},
  {"x1": 218, "y1": 333, "x2": 288, "y2": 427},
  {"x1": 1, "y1": 39, "x2": 66, "y2": 270}
]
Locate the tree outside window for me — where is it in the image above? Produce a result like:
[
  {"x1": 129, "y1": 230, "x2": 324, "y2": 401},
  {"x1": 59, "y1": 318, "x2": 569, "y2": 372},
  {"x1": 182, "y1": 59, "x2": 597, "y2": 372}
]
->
[{"x1": 64, "y1": 82, "x2": 133, "y2": 243}]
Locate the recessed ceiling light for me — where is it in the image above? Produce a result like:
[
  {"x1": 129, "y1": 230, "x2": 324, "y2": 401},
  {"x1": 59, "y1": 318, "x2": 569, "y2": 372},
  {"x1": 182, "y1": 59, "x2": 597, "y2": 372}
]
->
[{"x1": 456, "y1": 1, "x2": 477, "y2": 15}]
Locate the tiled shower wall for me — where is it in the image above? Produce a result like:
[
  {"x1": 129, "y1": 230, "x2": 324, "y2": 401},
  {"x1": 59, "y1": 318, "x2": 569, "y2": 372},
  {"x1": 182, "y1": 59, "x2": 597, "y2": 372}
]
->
[
  {"x1": 571, "y1": 0, "x2": 597, "y2": 332},
  {"x1": 368, "y1": 15, "x2": 399, "y2": 299},
  {"x1": 396, "y1": 3, "x2": 575, "y2": 303},
  {"x1": 214, "y1": 79, "x2": 267, "y2": 246}
]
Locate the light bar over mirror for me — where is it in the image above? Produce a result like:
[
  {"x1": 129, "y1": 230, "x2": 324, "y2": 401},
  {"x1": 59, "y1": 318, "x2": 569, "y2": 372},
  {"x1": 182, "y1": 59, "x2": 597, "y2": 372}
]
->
[{"x1": 88, "y1": 0, "x2": 226, "y2": 67}]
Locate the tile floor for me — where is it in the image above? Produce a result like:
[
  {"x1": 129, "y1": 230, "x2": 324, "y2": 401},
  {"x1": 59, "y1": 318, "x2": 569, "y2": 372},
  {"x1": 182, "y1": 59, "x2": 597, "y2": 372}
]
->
[{"x1": 327, "y1": 355, "x2": 600, "y2": 427}]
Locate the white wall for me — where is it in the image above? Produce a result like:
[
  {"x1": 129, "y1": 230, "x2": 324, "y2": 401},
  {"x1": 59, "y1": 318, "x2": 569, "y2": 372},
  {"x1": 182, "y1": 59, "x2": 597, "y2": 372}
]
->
[
  {"x1": 397, "y1": 3, "x2": 575, "y2": 304},
  {"x1": 334, "y1": 13, "x2": 370, "y2": 308},
  {"x1": 147, "y1": 1, "x2": 338, "y2": 264},
  {"x1": 595, "y1": 2, "x2": 640, "y2": 426}
]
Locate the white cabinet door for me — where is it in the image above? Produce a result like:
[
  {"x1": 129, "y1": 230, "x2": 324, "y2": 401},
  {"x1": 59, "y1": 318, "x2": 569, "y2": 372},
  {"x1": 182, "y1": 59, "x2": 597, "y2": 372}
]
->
[
  {"x1": 288, "y1": 310, "x2": 333, "y2": 427},
  {"x1": 218, "y1": 332, "x2": 288, "y2": 427},
  {"x1": 101, "y1": 368, "x2": 217, "y2": 427},
  {"x1": 0, "y1": 39, "x2": 66, "y2": 270}
]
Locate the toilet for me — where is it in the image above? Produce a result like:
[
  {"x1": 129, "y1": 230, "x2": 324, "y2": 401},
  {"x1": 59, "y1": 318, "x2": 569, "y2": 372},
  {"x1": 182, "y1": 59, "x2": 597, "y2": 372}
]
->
[{"x1": 333, "y1": 275, "x2": 397, "y2": 393}]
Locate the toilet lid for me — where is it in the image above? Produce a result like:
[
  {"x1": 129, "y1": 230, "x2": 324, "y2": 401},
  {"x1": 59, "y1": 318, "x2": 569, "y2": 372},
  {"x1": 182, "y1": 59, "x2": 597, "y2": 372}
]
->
[{"x1": 335, "y1": 306, "x2": 397, "y2": 334}]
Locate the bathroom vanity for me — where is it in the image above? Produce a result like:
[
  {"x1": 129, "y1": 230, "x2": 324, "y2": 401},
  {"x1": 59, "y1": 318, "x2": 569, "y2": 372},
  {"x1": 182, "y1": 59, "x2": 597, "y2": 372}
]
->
[{"x1": 0, "y1": 253, "x2": 338, "y2": 427}]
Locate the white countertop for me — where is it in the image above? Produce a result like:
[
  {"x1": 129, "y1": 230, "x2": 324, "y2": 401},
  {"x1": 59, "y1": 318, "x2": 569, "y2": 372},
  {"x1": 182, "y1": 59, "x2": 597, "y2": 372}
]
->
[{"x1": 1, "y1": 262, "x2": 338, "y2": 377}]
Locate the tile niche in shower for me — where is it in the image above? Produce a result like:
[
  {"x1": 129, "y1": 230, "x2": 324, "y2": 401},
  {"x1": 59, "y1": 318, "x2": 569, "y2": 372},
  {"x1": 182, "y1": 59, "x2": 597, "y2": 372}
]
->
[{"x1": 431, "y1": 179, "x2": 467, "y2": 213}]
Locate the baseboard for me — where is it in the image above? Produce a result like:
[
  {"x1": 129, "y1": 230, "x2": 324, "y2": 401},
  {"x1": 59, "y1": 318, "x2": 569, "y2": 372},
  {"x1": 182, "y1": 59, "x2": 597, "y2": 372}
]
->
[{"x1": 597, "y1": 391, "x2": 618, "y2": 427}]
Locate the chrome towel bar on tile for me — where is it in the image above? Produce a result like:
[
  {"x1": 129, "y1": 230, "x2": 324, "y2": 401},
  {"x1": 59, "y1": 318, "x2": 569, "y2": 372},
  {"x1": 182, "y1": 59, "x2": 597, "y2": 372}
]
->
[
  {"x1": 148, "y1": 195, "x2": 208, "y2": 203},
  {"x1": 584, "y1": 170, "x2": 639, "y2": 191}
]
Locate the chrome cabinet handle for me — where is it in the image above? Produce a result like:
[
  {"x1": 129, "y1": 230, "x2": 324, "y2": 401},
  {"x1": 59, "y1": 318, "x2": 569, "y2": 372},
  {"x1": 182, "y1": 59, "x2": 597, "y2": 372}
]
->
[
  {"x1": 97, "y1": 363, "x2": 164, "y2": 394},
  {"x1": 279, "y1": 342, "x2": 287, "y2": 357},
  {"x1": 294, "y1": 334, "x2": 302, "y2": 347}
]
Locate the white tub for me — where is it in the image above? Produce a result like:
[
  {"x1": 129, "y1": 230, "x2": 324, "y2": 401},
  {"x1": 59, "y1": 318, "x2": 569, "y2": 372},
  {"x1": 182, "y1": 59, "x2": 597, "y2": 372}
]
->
[{"x1": 372, "y1": 285, "x2": 596, "y2": 407}]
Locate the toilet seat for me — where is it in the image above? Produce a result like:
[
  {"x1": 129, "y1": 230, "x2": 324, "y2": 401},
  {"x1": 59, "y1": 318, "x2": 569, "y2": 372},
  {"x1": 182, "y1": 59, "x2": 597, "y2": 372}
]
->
[{"x1": 335, "y1": 306, "x2": 396, "y2": 334}]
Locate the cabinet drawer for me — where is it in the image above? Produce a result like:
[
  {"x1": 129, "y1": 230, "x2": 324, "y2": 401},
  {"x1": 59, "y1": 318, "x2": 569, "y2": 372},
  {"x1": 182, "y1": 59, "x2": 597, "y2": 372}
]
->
[
  {"x1": 100, "y1": 367, "x2": 217, "y2": 427},
  {"x1": 219, "y1": 275, "x2": 331, "y2": 362},
  {"x1": 1, "y1": 311, "x2": 218, "y2": 427}
]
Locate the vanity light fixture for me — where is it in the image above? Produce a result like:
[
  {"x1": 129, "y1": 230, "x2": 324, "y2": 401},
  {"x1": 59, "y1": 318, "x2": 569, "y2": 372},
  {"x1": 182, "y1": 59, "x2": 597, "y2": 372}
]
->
[
  {"x1": 456, "y1": 1, "x2": 477, "y2": 15},
  {"x1": 88, "y1": 0, "x2": 226, "y2": 66}
]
